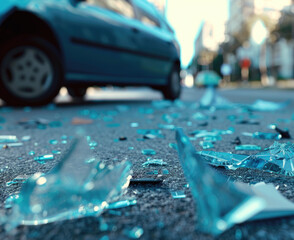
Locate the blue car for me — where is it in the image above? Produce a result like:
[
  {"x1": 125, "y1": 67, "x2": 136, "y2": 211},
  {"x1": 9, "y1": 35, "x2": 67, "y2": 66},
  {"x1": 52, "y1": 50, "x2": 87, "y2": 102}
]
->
[{"x1": 0, "y1": 0, "x2": 181, "y2": 105}]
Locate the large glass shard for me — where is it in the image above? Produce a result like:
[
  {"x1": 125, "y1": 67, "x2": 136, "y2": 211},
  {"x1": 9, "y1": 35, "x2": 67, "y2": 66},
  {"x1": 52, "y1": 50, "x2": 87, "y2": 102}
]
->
[
  {"x1": 1, "y1": 137, "x2": 132, "y2": 231},
  {"x1": 247, "y1": 99, "x2": 290, "y2": 112},
  {"x1": 176, "y1": 128, "x2": 264, "y2": 236},
  {"x1": 237, "y1": 142, "x2": 294, "y2": 176}
]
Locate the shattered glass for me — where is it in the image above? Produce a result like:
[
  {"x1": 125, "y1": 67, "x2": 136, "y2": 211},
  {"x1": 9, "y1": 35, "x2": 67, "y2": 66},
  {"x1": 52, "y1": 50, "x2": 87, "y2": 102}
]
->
[
  {"x1": 237, "y1": 142, "x2": 294, "y2": 176},
  {"x1": 106, "y1": 199, "x2": 137, "y2": 210},
  {"x1": 34, "y1": 154, "x2": 54, "y2": 164},
  {"x1": 176, "y1": 128, "x2": 265, "y2": 236},
  {"x1": 197, "y1": 151, "x2": 247, "y2": 167},
  {"x1": 0, "y1": 135, "x2": 18, "y2": 143},
  {"x1": 1, "y1": 137, "x2": 132, "y2": 231},
  {"x1": 171, "y1": 191, "x2": 186, "y2": 199}
]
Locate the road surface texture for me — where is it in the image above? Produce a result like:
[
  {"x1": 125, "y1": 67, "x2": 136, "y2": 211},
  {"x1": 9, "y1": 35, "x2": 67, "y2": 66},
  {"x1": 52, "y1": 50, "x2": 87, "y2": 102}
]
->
[{"x1": 1, "y1": 87, "x2": 294, "y2": 240}]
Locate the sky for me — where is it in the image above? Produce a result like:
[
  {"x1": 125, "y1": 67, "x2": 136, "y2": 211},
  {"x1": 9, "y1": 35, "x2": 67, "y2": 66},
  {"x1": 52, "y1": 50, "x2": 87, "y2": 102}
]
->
[{"x1": 166, "y1": 0, "x2": 229, "y2": 68}]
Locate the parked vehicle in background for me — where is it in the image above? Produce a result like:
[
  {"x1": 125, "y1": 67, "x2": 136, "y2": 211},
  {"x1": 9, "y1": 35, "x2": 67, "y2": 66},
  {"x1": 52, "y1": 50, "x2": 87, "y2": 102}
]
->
[{"x1": 0, "y1": 0, "x2": 181, "y2": 105}]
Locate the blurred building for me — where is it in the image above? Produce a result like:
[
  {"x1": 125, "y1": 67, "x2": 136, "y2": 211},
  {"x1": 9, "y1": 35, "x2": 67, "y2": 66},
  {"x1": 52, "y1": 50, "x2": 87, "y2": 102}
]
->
[
  {"x1": 193, "y1": 21, "x2": 225, "y2": 67},
  {"x1": 147, "y1": 0, "x2": 166, "y2": 15},
  {"x1": 224, "y1": 0, "x2": 294, "y2": 81}
]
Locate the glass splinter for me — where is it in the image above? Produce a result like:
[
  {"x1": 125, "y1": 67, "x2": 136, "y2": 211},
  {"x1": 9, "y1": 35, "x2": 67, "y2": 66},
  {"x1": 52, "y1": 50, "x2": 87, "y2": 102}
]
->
[
  {"x1": 123, "y1": 226, "x2": 144, "y2": 239},
  {"x1": 175, "y1": 128, "x2": 264, "y2": 236},
  {"x1": 2, "y1": 137, "x2": 132, "y2": 231},
  {"x1": 235, "y1": 145, "x2": 261, "y2": 151},
  {"x1": 171, "y1": 191, "x2": 186, "y2": 199},
  {"x1": 0, "y1": 135, "x2": 18, "y2": 143},
  {"x1": 106, "y1": 199, "x2": 137, "y2": 210},
  {"x1": 142, "y1": 159, "x2": 167, "y2": 167},
  {"x1": 34, "y1": 154, "x2": 54, "y2": 164}
]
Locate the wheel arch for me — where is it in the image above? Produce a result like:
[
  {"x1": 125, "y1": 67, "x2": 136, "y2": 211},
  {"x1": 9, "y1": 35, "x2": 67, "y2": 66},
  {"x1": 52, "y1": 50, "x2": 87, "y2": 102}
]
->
[{"x1": 0, "y1": 10, "x2": 63, "y2": 61}]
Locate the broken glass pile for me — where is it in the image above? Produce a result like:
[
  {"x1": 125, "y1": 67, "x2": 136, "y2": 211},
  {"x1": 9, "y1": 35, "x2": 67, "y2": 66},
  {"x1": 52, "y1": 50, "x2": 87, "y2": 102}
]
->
[
  {"x1": 1, "y1": 137, "x2": 132, "y2": 231},
  {"x1": 176, "y1": 129, "x2": 294, "y2": 236},
  {"x1": 198, "y1": 141, "x2": 294, "y2": 176}
]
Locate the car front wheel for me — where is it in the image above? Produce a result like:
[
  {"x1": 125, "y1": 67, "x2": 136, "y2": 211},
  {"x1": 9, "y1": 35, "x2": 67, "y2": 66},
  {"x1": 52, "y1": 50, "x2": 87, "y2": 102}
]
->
[
  {"x1": 161, "y1": 65, "x2": 181, "y2": 100},
  {"x1": 0, "y1": 36, "x2": 62, "y2": 106}
]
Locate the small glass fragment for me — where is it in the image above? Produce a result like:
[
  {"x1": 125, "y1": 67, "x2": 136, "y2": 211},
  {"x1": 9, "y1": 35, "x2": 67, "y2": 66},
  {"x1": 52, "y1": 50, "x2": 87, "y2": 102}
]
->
[
  {"x1": 34, "y1": 154, "x2": 54, "y2": 164},
  {"x1": 141, "y1": 149, "x2": 156, "y2": 156},
  {"x1": 21, "y1": 136, "x2": 31, "y2": 141},
  {"x1": 242, "y1": 132, "x2": 281, "y2": 140},
  {"x1": 169, "y1": 143, "x2": 178, "y2": 150},
  {"x1": 4, "y1": 194, "x2": 19, "y2": 209},
  {"x1": 107, "y1": 199, "x2": 137, "y2": 210},
  {"x1": 2, "y1": 138, "x2": 132, "y2": 230},
  {"x1": 0, "y1": 135, "x2": 18, "y2": 143},
  {"x1": 199, "y1": 141, "x2": 214, "y2": 149},
  {"x1": 29, "y1": 151, "x2": 35, "y2": 156},
  {"x1": 158, "y1": 124, "x2": 175, "y2": 130},
  {"x1": 171, "y1": 191, "x2": 186, "y2": 199},
  {"x1": 49, "y1": 139, "x2": 58, "y2": 145},
  {"x1": 142, "y1": 159, "x2": 167, "y2": 167},
  {"x1": 119, "y1": 137, "x2": 127, "y2": 141},
  {"x1": 235, "y1": 145, "x2": 261, "y2": 151},
  {"x1": 131, "y1": 123, "x2": 139, "y2": 128},
  {"x1": 236, "y1": 119, "x2": 259, "y2": 125},
  {"x1": 162, "y1": 169, "x2": 169, "y2": 175},
  {"x1": 123, "y1": 226, "x2": 144, "y2": 239},
  {"x1": 52, "y1": 150, "x2": 61, "y2": 154},
  {"x1": 147, "y1": 170, "x2": 159, "y2": 175},
  {"x1": 1, "y1": 142, "x2": 23, "y2": 148},
  {"x1": 6, "y1": 175, "x2": 29, "y2": 187}
]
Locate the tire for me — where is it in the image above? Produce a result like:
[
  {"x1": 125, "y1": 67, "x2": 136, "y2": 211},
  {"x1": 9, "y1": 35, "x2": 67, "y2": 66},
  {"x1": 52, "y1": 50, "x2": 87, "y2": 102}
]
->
[
  {"x1": 161, "y1": 65, "x2": 181, "y2": 100},
  {"x1": 0, "y1": 36, "x2": 62, "y2": 106},
  {"x1": 67, "y1": 87, "x2": 87, "y2": 99}
]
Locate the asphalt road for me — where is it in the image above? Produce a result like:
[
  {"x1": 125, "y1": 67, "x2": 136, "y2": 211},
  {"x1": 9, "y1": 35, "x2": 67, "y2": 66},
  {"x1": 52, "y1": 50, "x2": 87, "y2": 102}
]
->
[{"x1": 1, "y1": 86, "x2": 294, "y2": 240}]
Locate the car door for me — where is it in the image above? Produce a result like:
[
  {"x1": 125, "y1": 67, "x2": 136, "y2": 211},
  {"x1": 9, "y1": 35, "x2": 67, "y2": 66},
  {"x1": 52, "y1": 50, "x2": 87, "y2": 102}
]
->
[
  {"x1": 55, "y1": 0, "x2": 143, "y2": 82},
  {"x1": 130, "y1": 0, "x2": 175, "y2": 83}
]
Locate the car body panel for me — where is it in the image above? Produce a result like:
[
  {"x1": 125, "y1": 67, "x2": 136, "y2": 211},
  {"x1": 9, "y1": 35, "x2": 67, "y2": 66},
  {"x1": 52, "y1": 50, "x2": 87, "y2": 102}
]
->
[{"x1": 0, "y1": 0, "x2": 180, "y2": 87}]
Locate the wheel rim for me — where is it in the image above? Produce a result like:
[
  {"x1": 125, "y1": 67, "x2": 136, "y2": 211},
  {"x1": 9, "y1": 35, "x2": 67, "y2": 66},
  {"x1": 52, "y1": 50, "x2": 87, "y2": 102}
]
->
[
  {"x1": 1, "y1": 46, "x2": 53, "y2": 99},
  {"x1": 171, "y1": 71, "x2": 180, "y2": 95}
]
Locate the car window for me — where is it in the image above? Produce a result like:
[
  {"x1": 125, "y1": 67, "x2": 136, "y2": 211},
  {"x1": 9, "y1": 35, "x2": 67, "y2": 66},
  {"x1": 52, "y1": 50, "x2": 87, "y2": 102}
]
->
[
  {"x1": 135, "y1": 7, "x2": 160, "y2": 28},
  {"x1": 86, "y1": 0, "x2": 135, "y2": 19}
]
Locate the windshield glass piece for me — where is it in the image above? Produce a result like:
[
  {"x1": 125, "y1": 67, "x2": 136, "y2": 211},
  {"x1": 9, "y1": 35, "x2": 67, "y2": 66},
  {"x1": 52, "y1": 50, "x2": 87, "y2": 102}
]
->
[
  {"x1": 176, "y1": 128, "x2": 264, "y2": 236},
  {"x1": 2, "y1": 137, "x2": 132, "y2": 231}
]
